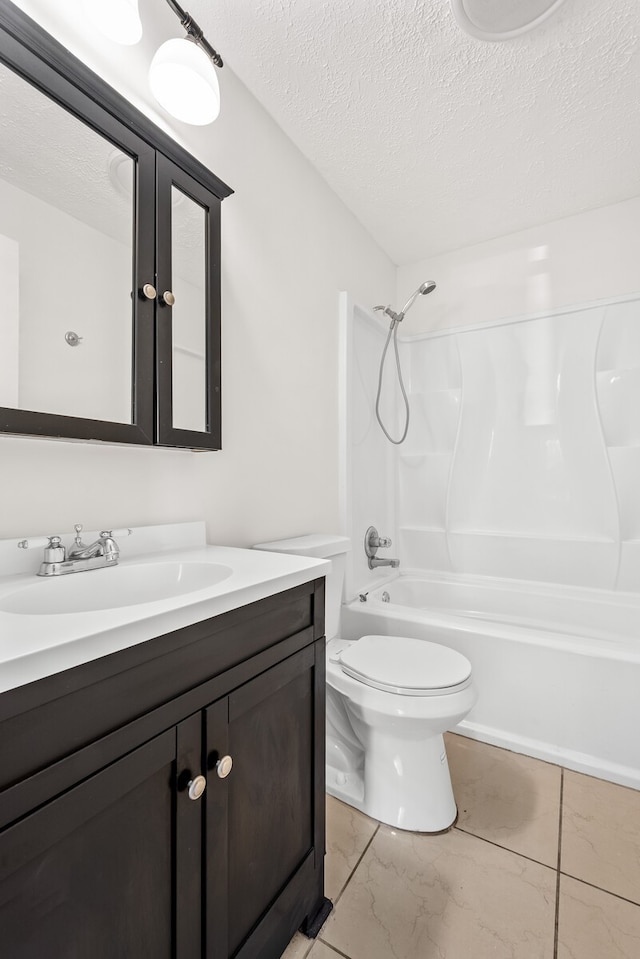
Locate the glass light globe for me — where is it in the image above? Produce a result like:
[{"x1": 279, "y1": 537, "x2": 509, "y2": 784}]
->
[
  {"x1": 149, "y1": 38, "x2": 221, "y2": 125},
  {"x1": 84, "y1": 0, "x2": 143, "y2": 46},
  {"x1": 450, "y1": 0, "x2": 567, "y2": 40}
]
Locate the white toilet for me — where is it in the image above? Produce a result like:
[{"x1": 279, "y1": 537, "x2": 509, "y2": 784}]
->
[{"x1": 253, "y1": 534, "x2": 477, "y2": 832}]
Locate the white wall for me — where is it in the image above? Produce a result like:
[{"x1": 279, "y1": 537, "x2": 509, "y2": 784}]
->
[
  {"x1": 1, "y1": 1, "x2": 395, "y2": 545},
  {"x1": 397, "y1": 197, "x2": 640, "y2": 335}
]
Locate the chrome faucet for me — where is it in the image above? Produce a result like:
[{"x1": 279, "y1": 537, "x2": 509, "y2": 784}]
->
[
  {"x1": 18, "y1": 524, "x2": 132, "y2": 576},
  {"x1": 364, "y1": 525, "x2": 400, "y2": 570},
  {"x1": 68, "y1": 525, "x2": 120, "y2": 564}
]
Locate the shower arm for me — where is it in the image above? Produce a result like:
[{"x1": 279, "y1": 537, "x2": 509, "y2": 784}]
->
[{"x1": 373, "y1": 305, "x2": 402, "y2": 324}]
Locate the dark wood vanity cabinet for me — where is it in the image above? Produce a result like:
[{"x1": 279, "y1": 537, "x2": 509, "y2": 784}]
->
[{"x1": 0, "y1": 579, "x2": 328, "y2": 959}]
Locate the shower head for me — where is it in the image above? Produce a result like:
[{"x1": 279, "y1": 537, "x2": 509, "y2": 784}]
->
[{"x1": 399, "y1": 280, "x2": 436, "y2": 319}]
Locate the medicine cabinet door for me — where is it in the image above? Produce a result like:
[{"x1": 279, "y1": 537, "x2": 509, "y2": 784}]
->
[
  {"x1": 0, "y1": 41, "x2": 156, "y2": 445},
  {"x1": 156, "y1": 155, "x2": 222, "y2": 450}
]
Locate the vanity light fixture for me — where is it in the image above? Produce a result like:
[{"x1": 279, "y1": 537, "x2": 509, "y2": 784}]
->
[
  {"x1": 149, "y1": 0, "x2": 224, "y2": 125},
  {"x1": 88, "y1": 0, "x2": 224, "y2": 125}
]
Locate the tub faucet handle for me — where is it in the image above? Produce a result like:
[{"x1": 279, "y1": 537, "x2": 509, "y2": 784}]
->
[
  {"x1": 364, "y1": 526, "x2": 399, "y2": 570},
  {"x1": 365, "y1": 527, "x2": 392, "y2": 551}
]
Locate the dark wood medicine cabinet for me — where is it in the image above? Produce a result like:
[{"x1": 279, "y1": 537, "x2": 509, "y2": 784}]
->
[{"x1": 0, "y1": 2, "x2": 232, "y2": 451}]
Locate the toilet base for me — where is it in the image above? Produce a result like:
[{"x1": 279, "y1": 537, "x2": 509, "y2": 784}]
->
[{"x1": 326, "y1": 732, "x2": 458, "y2": 833}]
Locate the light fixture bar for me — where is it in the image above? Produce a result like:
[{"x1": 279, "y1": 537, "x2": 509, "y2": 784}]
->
[{"x1": 164, "y1": 0, "x2": 223, "y2": 67}]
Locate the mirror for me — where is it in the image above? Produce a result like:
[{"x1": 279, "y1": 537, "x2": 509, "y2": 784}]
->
[
  {"x1": 0, "y1": 61, "x2": 135, "y2": 424},
  {"x1": 170, "y1": 187, "x2": 207, "y2": 433}
]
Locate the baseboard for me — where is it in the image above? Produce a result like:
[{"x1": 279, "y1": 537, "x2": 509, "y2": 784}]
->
[{"x1": 455, "y1": 720, "x2": 640, "y2": 791}]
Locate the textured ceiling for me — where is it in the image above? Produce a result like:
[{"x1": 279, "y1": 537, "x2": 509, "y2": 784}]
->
[
  {"x1": 0, "y1": 63, "x2": 131, "y2": 245},
  {"x1": 195, "y1": 0, "x2": 640, "y2": 264},
  {"x1": 0, "y1": 61, "x2": 205, "y2": 285}
]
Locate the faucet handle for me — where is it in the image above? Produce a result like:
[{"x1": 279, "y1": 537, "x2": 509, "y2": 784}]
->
[
  {"x1": 100, "y1": 528, "x2": 132, "y2": 539},
  {"x1": 18, "y1": 536, "x2": 49, "y2": 550},
  {"x1": 44, "y1": 536, "x2": 66, "y2": 563},
  {"x1": 17, "y1": 535, "x2": 65, "y2": 564},
  {"x1": 17, "y1": 535, "x2": 61, "y2": 550}
]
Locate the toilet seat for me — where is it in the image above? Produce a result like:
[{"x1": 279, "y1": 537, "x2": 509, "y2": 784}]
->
[{"x1": 337, "y1": 634, "x2": 472, "y2": 697}]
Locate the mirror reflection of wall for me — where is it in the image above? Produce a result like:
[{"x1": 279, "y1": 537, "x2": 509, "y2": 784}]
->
[
  {"x1": 0, "y1": 62, "x2": 134, "y2": 424},
  {"x1": 0, "y1": 233, "x2": 19, "y2": 408},
  {"x1": 170, "y1": 186, "x2": 207, "y2": 433}
]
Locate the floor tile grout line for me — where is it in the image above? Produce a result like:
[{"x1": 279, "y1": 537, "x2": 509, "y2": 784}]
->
[
  {"x1": 558, "y1": 870, "x2": 640, "y2": 910},
  {"x1": 553, "y1": 767, "x2": 564, "y2": 959},
  {"x1": 316, "y1": 938, "x2": 355, "y2": 959},
  {"x1": 331, "y1": 823, "x2": 381, "y2": 909},
  {"x1": 301, "y1": 938, "x2": 314, "y2": 959},
  {"x1": 453, "y1": 823, "x2": 557, "y2": 872}
]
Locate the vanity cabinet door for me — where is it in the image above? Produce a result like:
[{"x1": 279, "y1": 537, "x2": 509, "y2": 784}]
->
[
  {"x1": 204, "y1": 642, "x2": 326, "y2": 959},
  {"x1": 0, "y1": 724, "x2": 202, "y2": 959},
  {"x1": 156, "y1": 155, "x2": 222, "y2": 450}
]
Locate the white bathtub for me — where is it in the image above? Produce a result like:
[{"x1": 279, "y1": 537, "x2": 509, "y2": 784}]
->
[{"x1": 340, "y1": 572, "x2": 640, "y2": 789}]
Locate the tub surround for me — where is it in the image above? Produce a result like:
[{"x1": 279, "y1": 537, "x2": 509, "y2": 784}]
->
[
  {"x1": 397, "y1": 293, "x2": 640, "y2": 590},
  {"x1": 343, "y1": 292, "x2": 640, "y2": 595},
  {"x1": 0, "y1": 521, "x2": 329, "y2": 693}
]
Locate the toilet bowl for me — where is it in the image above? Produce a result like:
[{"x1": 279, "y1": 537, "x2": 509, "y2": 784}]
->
[
  {"x1": 326, "y1": 635, "x2": 476, "y2": 831},
  {"x1": 253, "y1": 534, "x2": 477, "y2": 833}
]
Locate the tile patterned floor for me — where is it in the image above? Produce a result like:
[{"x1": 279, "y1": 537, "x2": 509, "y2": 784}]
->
[{"x1": 282, "y1": 734, "x2": 640, "y2": 959}]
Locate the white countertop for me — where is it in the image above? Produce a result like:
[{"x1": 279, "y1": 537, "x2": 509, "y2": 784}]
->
[{"x1": 0, "y1": 523, "x2": 329, "y2": 695}]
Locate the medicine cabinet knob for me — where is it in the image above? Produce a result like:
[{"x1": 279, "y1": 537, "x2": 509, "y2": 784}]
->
[
  {"x1": 187, "y1": 775, "x2": 207, "y2": 801},
  {"x1": 162, "y1": 290, "x2": 176, "y2": 307},
  {"x1": 216, "y1": 755, "x2": 233, "y2": 779},
  {"x1": 142, "y1": 283, "x2": 157, "y2": 300}
]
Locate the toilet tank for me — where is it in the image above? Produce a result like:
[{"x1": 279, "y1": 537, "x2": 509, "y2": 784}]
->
[{"x1": 253, "y1": 534, "x2": 351, "y2": 640}]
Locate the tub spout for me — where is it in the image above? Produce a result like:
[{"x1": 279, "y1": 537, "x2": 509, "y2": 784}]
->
[{"x1": 369, "y1": 556, "x2": 400, "y2": 569}]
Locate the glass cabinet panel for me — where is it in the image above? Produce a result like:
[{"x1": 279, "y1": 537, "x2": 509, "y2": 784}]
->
[
  {"x1": 156, "y1": 156, "x2": 221, "y2": 450},
  {"x1": 170, "y1": 187, "x2": 207, "y2": 433},
  {"x1": 0, "y1": 62, "x2": 135, "y2": 424}
]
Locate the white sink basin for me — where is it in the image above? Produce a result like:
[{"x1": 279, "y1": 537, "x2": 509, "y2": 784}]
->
[{"x1": 0, "y1": 561, "x2": 232, "y2": 615}]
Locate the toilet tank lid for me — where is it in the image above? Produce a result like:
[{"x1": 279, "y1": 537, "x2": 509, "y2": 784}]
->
[{"x1": 253, "y1": 533, "x2": 351, "y2": 558}]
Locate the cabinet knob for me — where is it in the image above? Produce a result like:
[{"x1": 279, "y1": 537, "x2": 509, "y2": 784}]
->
[
  {"x1": 162, "y1": 290, "x2": 176, "y2": 307},
  {"x1": 142, "y1": 283, "x2": 157, "y2": 300},
  {"x1": 187, "y1": 775, "x2": 207, "y2": 801},
  {"x1": 216, "y1": 755, "x2": 233, "y2": 779}
]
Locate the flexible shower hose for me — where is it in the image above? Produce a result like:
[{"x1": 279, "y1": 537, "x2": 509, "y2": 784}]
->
[{"x1": 375, "y1": 318, "x2": 410, "y2": 445}]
